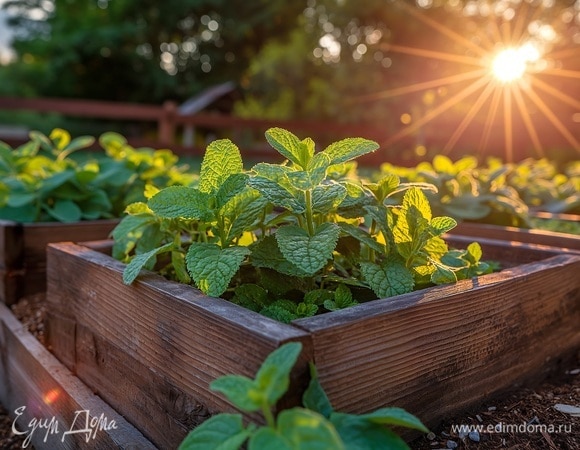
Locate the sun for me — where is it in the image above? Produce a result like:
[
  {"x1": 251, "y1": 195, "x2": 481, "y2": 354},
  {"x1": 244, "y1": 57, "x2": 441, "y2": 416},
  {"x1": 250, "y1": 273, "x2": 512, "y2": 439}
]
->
[
  {"x1": 353, "y1": 0, "x2": 580, "y2": 161},
  {"x1": 491, "y1": 45, "x2": 539, "y2": 83}
]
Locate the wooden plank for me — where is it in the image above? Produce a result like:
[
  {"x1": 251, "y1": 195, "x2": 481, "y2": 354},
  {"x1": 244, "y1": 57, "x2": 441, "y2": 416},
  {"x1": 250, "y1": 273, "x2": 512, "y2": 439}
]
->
[
  {"x1": 46, "y1": 242, "x2": 313, "y2": 449},
  {"x1": 0, "y1": 219, "x2": 118, "y2": 305},
  {"x1": 0, "y1": 303, "x2": 156, "y2": 450},
  {"x1": 451, "y1": 222, "x2": 580, "y2": 251},
  {"x1": 294, "y1": 253, "x2": 580, "y2": 428}
]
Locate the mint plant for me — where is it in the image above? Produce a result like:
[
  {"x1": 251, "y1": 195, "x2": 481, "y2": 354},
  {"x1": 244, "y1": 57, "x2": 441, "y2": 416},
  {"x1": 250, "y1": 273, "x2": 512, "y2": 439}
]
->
[
  {"x1": 0, "y1": 128, "x2": 195, "y2": 222},
  {"x1": 116, "y1": 128, "x2": 492, "y2": 322},
  {"x1": 178, "y1": 342, "x2": 429, "y2": 450}
]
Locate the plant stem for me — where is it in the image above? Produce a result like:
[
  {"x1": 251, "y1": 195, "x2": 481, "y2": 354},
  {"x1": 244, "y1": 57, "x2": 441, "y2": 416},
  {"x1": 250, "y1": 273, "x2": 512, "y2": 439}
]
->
[
  {"x1": 262, "y1": 402, "x2": 276, "y2": 429},
  {"x1": 304, "y1": 189, "x2": 315, "y2": 235}
]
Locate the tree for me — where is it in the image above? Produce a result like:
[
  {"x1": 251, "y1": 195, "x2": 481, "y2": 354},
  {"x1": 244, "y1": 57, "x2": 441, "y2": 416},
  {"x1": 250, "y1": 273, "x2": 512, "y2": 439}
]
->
[{"x1": 1, "y1": 0, "x2": 304, "y2": 103}]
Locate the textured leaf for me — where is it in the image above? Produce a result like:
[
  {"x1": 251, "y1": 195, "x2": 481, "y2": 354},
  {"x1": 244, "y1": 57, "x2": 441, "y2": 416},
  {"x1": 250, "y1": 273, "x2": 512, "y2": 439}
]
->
[
  {"x1": 360, "y1": 260, "x2": 415, "y2": 298},
  {"x1": 322, "y1": 138, "x2": 379, "y2": 165},
  {"x1": 123, "y1": 242, "x2": 174, "y2": 284},
  {"x1": 276, "y1": 408, "x2": 345, "y2": 450},
  {"x1": 215, "y1": 173, "x2": 249, "y2": 209},
  {"x1": 250, "y1": 236, "x2": 310, "y2": 277},
  {"x1": 249, "y1": 428, "x2": 292, "y2": 450},
  {"x1": 331, "y1": 413, "x2": 409, "y2": 450},
  {"x1": 430, "y1": 216, "x2": 457, "y2": 236},
  {"x1": 264, "y1": 128, "x2": 303, "y2": 166},
  {"x1": 248, "y1": 176, "x2": 304, "y2": 213},
  {"x1": 276, "y1": 223, "x2": 340, "y2": 275},
  {"x1": 178, "y1": 414, "x2": 249, "y2": 450},
  {"x1": 148, "y1": 186, "x2": 212, "y2": 221},
  {"x1": 186, "y1": 243, "x2": 249, "y2": 297},
  {"x1": 303, "y1": 364, "x2": 334, "y2": 419},
  {"x1": 431, "y1": 265, "x2": 457, "y2": 285},
  {"x1": 210, "y1": 375, "x2": 261, "y2": 412},
  {"x1": 199, "y1": 139, "x2": 243, "y2": 195},
  {"x1": 359, "y1": 407, "x2": 429, "y2": 432},
  {"x1": 338, "y1": 223, "x2": 386, "y2": 254},
  {"x1": 221, "y1": 189, "x2": 267, "y2": 243},
  {"x1": 255, "y1": 341, "x2": 302, "y2": 406},
  {"x1": 311, "y1": 183, "x2": 347, "y2": 214},
  {"x1": 45, "y1": 199, "x2": 82, "y2": 222},
  {"x1": 466, "y1": 241, "x2": 483, "y2": 263}
]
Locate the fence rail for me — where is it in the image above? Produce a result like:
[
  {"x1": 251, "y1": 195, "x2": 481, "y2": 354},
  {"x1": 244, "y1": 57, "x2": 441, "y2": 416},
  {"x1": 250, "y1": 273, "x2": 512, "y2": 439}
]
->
[{"x1": 0, "y1": 96, "x2": 403, "y2": 164}]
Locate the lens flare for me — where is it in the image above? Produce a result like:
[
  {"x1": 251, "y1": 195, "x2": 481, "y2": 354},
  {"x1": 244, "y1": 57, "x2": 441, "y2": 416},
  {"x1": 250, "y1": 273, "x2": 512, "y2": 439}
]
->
[{"x1": 491, "y1": 43, "x2": 540, "y2": 83}]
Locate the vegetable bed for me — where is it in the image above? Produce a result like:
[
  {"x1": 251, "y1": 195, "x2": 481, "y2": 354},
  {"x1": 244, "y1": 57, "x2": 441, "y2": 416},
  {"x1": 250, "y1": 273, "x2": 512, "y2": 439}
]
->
[{"x1": 45, "y1": 236, "x2": 580, "y2": 449}]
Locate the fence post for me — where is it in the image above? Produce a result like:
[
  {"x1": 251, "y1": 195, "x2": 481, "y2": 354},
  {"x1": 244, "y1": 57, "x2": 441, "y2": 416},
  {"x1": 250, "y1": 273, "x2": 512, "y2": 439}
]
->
[{"x1": 159, "y1": 101, "x2": 177, "y2": 146}]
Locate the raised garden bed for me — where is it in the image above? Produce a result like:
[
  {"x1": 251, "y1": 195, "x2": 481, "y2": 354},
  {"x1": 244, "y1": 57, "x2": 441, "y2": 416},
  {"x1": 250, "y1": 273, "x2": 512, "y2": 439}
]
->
[
  {"x1": 45, "y1": 236, "x2": 580, "y2": 449},
  {"x1": 450, "y1": 221, "x2": 580, "y2": 251},
  {"x1": 0, "y1": 219, "x2": 118, "y2": 305},
  {"x1": 0, "y1": 300, "x2": 155, "y2": 449}
]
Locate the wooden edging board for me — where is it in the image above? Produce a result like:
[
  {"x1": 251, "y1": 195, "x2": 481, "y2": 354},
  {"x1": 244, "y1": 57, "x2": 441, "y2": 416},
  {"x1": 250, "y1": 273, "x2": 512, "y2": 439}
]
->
[
  {"x1": 0, "y1": 302, "x2": 156, "y2": 449},
  {"x1": 0, "y1": 219, "x2": 118, "y2": 305},
  {"x1": 45, "y1": 237, "x2": 580, "y2": 449},
  {"x1": 451, "y1": 221, "x2": 580, "y2": 251}
]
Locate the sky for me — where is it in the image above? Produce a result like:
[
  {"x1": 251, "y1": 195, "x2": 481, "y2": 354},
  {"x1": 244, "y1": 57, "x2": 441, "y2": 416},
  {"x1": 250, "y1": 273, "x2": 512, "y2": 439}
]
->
[{"x1": 0, "y1": 0, "x2": 15, "y2": 64}]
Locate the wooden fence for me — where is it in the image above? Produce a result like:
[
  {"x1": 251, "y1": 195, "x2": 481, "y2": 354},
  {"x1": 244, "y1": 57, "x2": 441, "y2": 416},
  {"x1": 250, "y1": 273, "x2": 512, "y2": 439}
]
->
[{"x1": 0, "y1": 96, "x2": 408, "y2": 164}]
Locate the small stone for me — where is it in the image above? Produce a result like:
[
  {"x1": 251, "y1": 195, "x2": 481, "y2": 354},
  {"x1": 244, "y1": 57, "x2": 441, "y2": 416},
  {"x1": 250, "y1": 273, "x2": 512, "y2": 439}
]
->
[
  {"x1": 487, "y1": 406, "x2": 496, "y2": 411},
  {"x1": 568, "y1": 368, "x2": 580, "y2": 375},
  {"x1": 458, "y1": 430, "x2": 468, "y2": 440},
  {"x1": 476, "y1": 414, "x2": 483, "y2": 423},
  {"x1": 426, "y1": 432, "x2": 436, "y2": 441},
  {"x1": 468, "y1": 431, "x2": 481, "y2": 442},
  {"x1": 446, "y1": 439, "x2": 458, "y2": 449},
  {"x1": 441, "y1": 431, "x2": 450, "y2": 438}
]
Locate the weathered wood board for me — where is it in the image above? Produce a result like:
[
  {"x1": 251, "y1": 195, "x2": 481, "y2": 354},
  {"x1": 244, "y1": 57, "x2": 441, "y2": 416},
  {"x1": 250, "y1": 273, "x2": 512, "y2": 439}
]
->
[
  {"x1": 451, "y1": 221, "x2": 580, "y2": 251},
  {"x1": 45, "y1": 238, "x2": 580, "y2": 449},
  {"x1": 0, "y1": 302, "x2": 156, "y2": 449},
  {"x1": 0, "y1": 219, "x2": 118, "y2": 305},
  {"x1": 46, "y1": 242, "x2": 313, "y2": 450}
]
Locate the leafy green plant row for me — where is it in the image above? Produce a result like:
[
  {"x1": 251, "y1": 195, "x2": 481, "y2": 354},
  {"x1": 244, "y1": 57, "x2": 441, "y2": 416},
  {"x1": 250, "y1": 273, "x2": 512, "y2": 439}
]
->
[
  {"x1": 378, "y1": 155, "x2": 580, "y2": 227},
  {"x1": 179, "y1": 342, "x2": 429, "y2": 450},
  {"x1": 115, "y1": 128, "x2": 491, "y2": 322},
  {"x1": 0, "y1": 129, "x2": 196, "y2": 223}
]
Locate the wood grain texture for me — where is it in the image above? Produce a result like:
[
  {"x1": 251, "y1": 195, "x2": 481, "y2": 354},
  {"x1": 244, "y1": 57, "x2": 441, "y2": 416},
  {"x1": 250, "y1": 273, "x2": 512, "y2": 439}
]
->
[
  {"x1": 0, "y1": 303, "x2": 156, "y2": 450},
  {"x1": 46, "y1": 242, "x2": 312, "y2": 449},
  {"x1": 45, "y1": 238, "x2": 580, "y2": 443},
  {"x1": 0, "y1": 220, "x2": 118, "y2": 304},
  {"x1": 451, "y1": 222, "x2": 580, "y2": 251},
  {"x1": 295, "y1": 252, "x2": 580, "y2": 427}
]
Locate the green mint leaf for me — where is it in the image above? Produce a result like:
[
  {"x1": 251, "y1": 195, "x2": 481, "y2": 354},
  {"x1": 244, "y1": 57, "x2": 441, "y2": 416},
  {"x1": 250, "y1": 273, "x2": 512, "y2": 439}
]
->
[
  {"x1": 276, "y1": 223, "x2": 340, "y2": 275},
  {"x1": 311, "y1": 183, "x2": 347, "y2": 214},
  {"x1": 254, "y1": 341, "x2": 303, "y2": 407},
  {"x1": 366, "y1": 173, "x2": 400, "y2": 202},
  {"x1": 215, "y1": 173, "x2": 250, "y2": 209},
  {"x1": 259, "y1": 305, "x2": 297, "y2": 324},
  {"x1": 172, "y1": 251, "x2": 191, "y2": 284},
  {"x1": 249, "y1": 428, "x2": 292, "y2": 450},
  {"x1": 275, "y1": 408, "x2": 345, "y2": 450},
  {"x1": 330, "y1": 412, "x2": 409, "y2": 450},
  {"x1": 39, "y1": 171, "x2": 75, "y2": 194},
  {"x1": 250, "y1": 236, "x2": 310, "y2": 277},
  {"x1": 466, "y1": 241, "x2": 483, "y2": 264},
  {"x1": 123, "y1": 242, "x2": 174, "y2": 284},
  {"x1": 306, "y1": 152, "x2": 331, "y2": 185},
  {"x1": 264, "y1": 128, "x2": 303, "y2": 167},
  {"x1": 431, "y1": 265, "x2": 458, "y2": 285},
  {"x1": 148, "y1": 186, "x2": 213, "y2": 221},
  {"x1": 210, "y1": 375, "x2": 262, "y2": 412},
  {"x1": 6, "y1": 192, "x2": 37, "y2": 208},
  {"x1": 231, "y1": 284, "x2": 268, "y2": 311},
  {"x1": 296, "y1": 302, "x2": 318, "y2": 318},
  {"x1": 430, "y1": 216, "x2": 457, "y2": 236},
  {"x1": 248, "y1": 175, "x2": 305, "y2": 214},
  {"x1": 220, "y1": 189, "x2": 266, "y2": 243},
  {"x1": 360, "y1": 260, "x2": 415, "y2": 298},
  {"x1": 359, "y1": 407, "x2": 429, "y2": 433},
  {"x1": 186, "y1": 243, "x2": 249, "y2": 297},
  {"x1": 322, "y1": 137, "x2": 379, "y2": 165},
  {"x1": 199, "y1": 139, "x2": 243, "y2": 195},
  {"x1": 338, "y1": 223, "x2": 386, "y2": 254},
  {"x1": 45, "y1": 199, "x2": 82, "y2": 222},
  {"x1": 303, "y1": 364, "x2": 334, "y2": 419},
  {"x1": 402, "y1": 186, "x2": 432, "y2": 221},
  {"x1": 178, "y1": 414, "x2": 249, "y2": 450}
]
